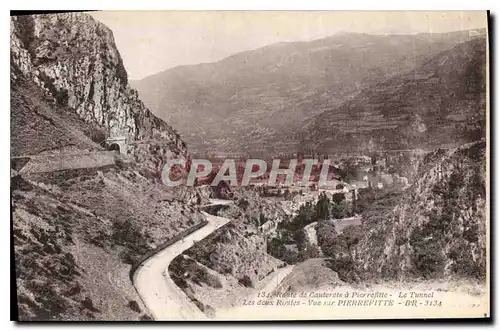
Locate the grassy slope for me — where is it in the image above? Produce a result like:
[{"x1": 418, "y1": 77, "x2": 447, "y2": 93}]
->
[{"x1": 11, "y1": 76, "x2": 103, "y2": 157}]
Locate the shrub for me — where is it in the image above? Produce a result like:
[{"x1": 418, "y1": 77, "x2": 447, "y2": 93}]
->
[
  {"x1": 324, "y1": 257, "x2": 359, "y2": 283},
  {"x1": 409, "y1": 226, "x2": 445, "y2": 279},
  {"x1": 331, "y1": 193, "x2": 345, "y2": 204},
  {"x1": 237, "y1": 198, "x2": 249, "y2": 211},
  {"x1": 238, "y1": 275, "x2": 254, "y2": 288},
  {"x1": 140, "y1": 314, "x2": 153, "y2": 320},
  {"x1": 111, "y1": 218, "x2": 142, "y2": 247},
  {"x1": 330, "y1": 201, "x2": 350, "y2": 219},
  {"x1": 65, "y1": 283, "x2": 82, "y2": 297},
  {"x1": 127, "y1": 300, "x2": 141, "y2": 313},
  {"x1": 267, "y1": 237, "x2": 286, "y2": 260},
  {"x1": 11, "y1": 175, "x2": 34, "y2": 191},
  {"x1": 81, "y1": 296, "x2": 100, "y2": 313}
]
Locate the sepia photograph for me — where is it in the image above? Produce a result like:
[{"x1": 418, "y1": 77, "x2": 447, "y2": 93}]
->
[{"x1": 10, "y1": 9, "x2": 490, "y2": 321}]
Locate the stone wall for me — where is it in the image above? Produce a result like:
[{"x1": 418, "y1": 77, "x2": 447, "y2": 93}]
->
[{"x1": 19, "y1": 151, "x2": 117, "y2": 174}]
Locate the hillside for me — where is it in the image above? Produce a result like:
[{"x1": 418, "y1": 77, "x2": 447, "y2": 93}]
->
[
  {"x1": 11, "y1": 75, "x2": 104, "y2": 157},
  {"x1": 305, "y1": 38, "x2": 487, "y2": 152},
  {"x1": 354, "y1": 141, "x2": 487, "y2": 281},
  {"x1": 11, "y1": 13, "x2": 207, "y2": 321},
  {"x1": 10, "y1": 12, "x2": 489, "y2": 320},
  {"x1": 131, "y1": 29, "x2": 486, "y2": 154},
  {"x1": 13, "y1": 167, "x2": 206, "y2": 320}
]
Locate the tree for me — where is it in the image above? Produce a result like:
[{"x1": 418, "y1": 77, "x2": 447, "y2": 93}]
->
[
  {"x1": 315, "y1": 193, "x2": 330, "y2": 220},
  {"x1": 330, "y1": 201, "x2": 349, "y2": 219},
  {"x1": 259, "y1": 213, "x2": 267, "y2": 227},
  {"x1": 284, "y1": 188, "x2": 290, "y2": 200},
  {"x1": 340, "y1": 225, "x2": 363, "y2": 258},
  {"x1": 331, "y1": 192, "x2": 345, "y2": 204}
]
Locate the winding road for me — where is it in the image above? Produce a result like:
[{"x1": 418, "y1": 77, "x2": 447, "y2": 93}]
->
[
  {"x1": 133, "y1": 199, "x2": 232, "y2": 320},
  {"x1": 133, "y1": 198, "x2": 297, "y2": 320}
]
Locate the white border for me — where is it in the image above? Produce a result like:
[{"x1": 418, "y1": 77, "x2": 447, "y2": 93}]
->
[{"x1": 2, "y1": 1, "x2": 497, "y2": 331}]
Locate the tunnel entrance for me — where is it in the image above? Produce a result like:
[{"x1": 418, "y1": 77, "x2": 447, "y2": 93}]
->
[
  {"x1": 105, "y1": 136, "x2": 127, "y2": 155},
  {"x1": 108, "y1": 143, "x2": 121, "y2": 153}
]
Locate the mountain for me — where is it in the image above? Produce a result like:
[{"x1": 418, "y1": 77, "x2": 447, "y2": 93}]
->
[
  {"x1": 11, "y1": 13, "x2": 187, "y2": 172},
  {"x1": 11, "y1": 13, "x2": 208, "y2": 321},
  {"x1": 304, "y1": 38, "x2": 487, "y2": 153},
  {"x1": 131, "y1": 29, "x2": 486, "y2": 154}
]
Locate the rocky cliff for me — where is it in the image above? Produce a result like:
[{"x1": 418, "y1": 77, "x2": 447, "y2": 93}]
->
[
  {"x1": 11, "y1": 13, "x2": 187, "y2": 171},
  {"x1": 10, "y1": 12, "x2": 206, "y2": 321},
  {"x1": 354, "y1": 141, "x2": 487, "y2": 281}
]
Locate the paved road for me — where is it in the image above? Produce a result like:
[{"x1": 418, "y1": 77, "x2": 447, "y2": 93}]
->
[
  {"x1": 304, "y1": 222, "x2": 324, "y2": 256},
  {"x1": 133, "y1": 198, "x2": 294, "y2": 321},
  {"x1": 133, "y1": 200, "x2": 231, "y2": 320}
]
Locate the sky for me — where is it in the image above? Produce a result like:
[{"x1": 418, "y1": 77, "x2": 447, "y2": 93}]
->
[{"x1": 90, "y1": 11, "x2": 487, "y2": 80}]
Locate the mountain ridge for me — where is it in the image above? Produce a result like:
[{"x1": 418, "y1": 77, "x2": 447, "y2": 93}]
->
[
  {"x1": 132, "y1": 28, "x2": 486, "y2": 81},
  {"x1": 131, "y1": 28, "x2": 486, "y2": 154},
  {"x1": 303, "y1": 37, "x2": 487, "y2": 152}
]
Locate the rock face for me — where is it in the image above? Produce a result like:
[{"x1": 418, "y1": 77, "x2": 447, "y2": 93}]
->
[
  {"x1": 355, "y1": 141, "x2": 487, "y2": 281},
  {"x1": 10, "y1": 13, "x2": 187, "y2": 170}
]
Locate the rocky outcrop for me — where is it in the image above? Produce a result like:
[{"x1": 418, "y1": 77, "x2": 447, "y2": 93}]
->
[
  {"x1": 10, "y1": 13, "x2": 187, "y2": 171},
  {"x1": 354, "y1": 141, "x2": 487, "y2": 281}
]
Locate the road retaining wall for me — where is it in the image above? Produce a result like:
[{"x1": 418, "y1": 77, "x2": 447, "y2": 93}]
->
[{"x1": 19, "y1": 151, "x2": 117, "y2": 174}]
